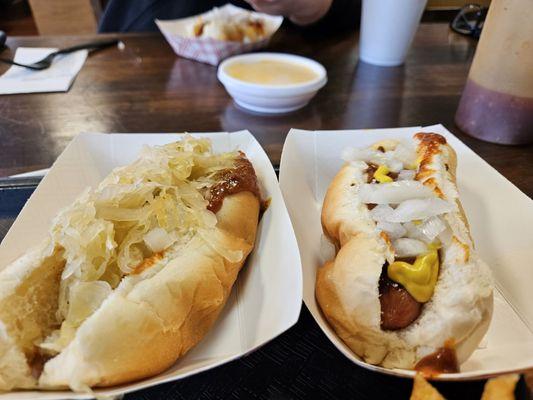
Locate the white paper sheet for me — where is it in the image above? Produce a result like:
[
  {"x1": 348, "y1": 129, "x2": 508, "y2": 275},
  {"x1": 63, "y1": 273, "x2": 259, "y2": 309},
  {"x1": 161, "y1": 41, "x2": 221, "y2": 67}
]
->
[
  {"x1": 0, "y1": 48, "x2": 87, "y2": 95},
  {"x1": 279, "y1": 124, "x2": 533, "y2": 380}
]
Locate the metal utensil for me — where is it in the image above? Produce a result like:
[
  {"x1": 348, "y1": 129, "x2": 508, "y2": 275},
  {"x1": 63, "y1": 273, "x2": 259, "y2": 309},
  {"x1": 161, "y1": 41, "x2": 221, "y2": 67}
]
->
[{"x1": 0, "y1": 38, "x2": 119, "y2": 71}]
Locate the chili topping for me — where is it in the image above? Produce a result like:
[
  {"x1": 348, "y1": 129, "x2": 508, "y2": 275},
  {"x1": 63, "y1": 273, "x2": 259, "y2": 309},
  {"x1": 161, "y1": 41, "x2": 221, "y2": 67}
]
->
[
  {"x1": 29, "y1": 351, "x2": 51, "y2": 379},
  {"x1": 415, "y1": 340, "x2": 459, "y2": 375},
  {"x1": 207, "y1": 154, "x2": 261, "y2": 213},
  {"x1": 365, "y1": 163, "x2": 379, "y2": 183}
]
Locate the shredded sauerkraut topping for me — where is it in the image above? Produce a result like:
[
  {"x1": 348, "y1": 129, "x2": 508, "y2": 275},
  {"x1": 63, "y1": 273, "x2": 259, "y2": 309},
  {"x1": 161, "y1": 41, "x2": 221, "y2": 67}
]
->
[{"x1": 40, "y1": 136, "x2": 242, "y2": 354}]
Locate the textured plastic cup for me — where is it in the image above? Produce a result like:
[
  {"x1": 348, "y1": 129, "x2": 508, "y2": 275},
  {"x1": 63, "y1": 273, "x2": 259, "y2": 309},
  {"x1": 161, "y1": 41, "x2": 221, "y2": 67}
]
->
[{"x1": 359, "y1": 0, "x2": 427, "y2": 67}]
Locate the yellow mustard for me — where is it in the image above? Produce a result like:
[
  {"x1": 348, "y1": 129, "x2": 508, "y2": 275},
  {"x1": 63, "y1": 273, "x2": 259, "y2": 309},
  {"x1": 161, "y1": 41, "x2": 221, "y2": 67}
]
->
[
  {"x1": 387, "y1": 248, "x2": 440, "y2": 303},
  {"x1": 374, "y1": 165, "x2": 393, "y2": 183}
]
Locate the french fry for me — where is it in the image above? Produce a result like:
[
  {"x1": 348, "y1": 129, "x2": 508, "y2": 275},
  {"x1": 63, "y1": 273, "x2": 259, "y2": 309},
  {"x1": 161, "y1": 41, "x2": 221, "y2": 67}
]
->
[
  {"x1": 410, "y1": 374, "x2": 446, "y2": 400},
  {"x1": 481, "y1": 374, "x2": 519, "y2": 400},
  {"x1": 410, "y1": 373, "x2": 519, "y2": 400}
]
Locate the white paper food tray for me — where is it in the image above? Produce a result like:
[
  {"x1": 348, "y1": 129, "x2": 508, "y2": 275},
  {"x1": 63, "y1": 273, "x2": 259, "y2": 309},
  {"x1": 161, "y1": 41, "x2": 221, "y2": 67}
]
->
[
  {"x1": 156, "y1": 5, "x2": 283, "y2": 66},
  {"x1": 279, "y1": 124, "x2": 533, "y2": 380},
  {"x1": 0, "y1": 130, "x2": 302, "y2": 399}
]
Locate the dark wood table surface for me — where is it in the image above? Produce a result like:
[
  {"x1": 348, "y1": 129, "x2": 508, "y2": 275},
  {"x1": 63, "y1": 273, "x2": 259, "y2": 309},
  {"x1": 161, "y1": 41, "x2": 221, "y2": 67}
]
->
[{"x1": 1, "y1": 23, "x2": 532, "y2": 400}]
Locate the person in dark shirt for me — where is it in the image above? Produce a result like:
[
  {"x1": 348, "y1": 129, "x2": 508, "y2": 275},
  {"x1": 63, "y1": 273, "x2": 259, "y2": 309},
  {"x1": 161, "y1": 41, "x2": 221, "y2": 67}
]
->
[{"x1": 99, "y1": 0, "x2": 360, "y2": 33}]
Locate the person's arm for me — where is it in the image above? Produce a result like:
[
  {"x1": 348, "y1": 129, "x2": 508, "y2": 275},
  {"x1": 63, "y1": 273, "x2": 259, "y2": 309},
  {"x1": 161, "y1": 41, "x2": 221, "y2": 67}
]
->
[
  {"x1": 245, "y1": 0, "x2": 331, "y2": 25},
  {"x1": 244, "y1": 0, "x2": 360, "y2": 32}
]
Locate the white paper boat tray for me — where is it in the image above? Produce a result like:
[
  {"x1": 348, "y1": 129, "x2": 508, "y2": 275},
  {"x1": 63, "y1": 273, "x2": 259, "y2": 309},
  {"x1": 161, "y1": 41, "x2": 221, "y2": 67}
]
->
[
  {"x1": 0, "y1": 131, "x2": 302, "y2": 399},
  {"x1": 279, "y1": 124, "x2": 533, "y2": 381}
]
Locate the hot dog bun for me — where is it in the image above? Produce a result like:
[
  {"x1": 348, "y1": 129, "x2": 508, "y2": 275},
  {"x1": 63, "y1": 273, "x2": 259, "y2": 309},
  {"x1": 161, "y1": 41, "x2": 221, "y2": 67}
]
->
[
  {"x1": 316, "y1": 133, "x2": 493, "y2": 371},
  {"x1": 0, "y1": 138, "x2": 260, "y2": 391}
]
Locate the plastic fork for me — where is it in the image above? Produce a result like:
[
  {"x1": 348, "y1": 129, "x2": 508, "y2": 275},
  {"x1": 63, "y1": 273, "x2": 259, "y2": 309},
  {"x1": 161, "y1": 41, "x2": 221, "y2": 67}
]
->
[{"x1": 0, "y1": 38, "x2": 119, "y2": 71}]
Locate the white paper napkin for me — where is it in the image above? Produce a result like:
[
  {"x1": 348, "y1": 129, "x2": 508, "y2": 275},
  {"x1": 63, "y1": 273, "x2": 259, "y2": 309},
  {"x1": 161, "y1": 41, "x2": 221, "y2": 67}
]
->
[{"x1": 0, "y1": 47, "x2": 88, "y2": 95}]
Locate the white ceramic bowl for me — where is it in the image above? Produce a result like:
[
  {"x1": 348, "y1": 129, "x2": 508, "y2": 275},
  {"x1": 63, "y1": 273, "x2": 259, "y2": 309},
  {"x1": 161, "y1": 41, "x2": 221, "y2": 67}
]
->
[{"x1": 217, "y1": 53, "x2": 327, "y2": 114}]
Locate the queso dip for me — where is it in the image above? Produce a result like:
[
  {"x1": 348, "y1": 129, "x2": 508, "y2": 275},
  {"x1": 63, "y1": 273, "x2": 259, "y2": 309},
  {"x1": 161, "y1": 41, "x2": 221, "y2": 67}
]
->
[{"x1": 225, "y1": 60, "x2": 318, "y2": 85}]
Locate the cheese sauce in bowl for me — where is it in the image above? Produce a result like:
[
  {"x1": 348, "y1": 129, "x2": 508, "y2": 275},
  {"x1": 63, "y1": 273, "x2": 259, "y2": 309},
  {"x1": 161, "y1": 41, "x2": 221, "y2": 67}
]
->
[
  {"x1": 218, "y1": 53, "x2": 327, "y2": 114},
  {"x1": 225, "y1": 60, "x2": 319, "y2": 86}
]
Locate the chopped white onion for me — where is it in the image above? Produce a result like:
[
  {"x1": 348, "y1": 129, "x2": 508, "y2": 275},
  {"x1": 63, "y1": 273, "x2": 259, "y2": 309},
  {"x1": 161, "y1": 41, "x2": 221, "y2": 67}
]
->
[
  {"x1": 386, "y1": 198, "x2": 455, "y2": 223},
  {"x1": 377, "y1": 221, "x2": 406, "y2": 239},
  {"x1": 383, "y1": 156, "x2": 403, "y2": 173},
  {"x1": 438, "y1": 226, "x2": 453, "y2": 246},
  {"x1": 144, "y1": 227, "x2": 174, "y2": 253},
  {"x1": 403, "y1": 221, "x2": 428, "y2": 242},
  {"x1": 419, "y1": 216, "x2": 446, "y2": 242},
  {"x1": 391, "y1": 143, "x2": 417, "y2": 169},
  {"x1": 369, "y1": 204, "x2": 395, "y2": 221},
  {"x1": 398, "y1": 169, "x2": 416, "y2": 181},
  {"x1": 370, "y1": 199, "x2": 455, "y2": 226},
  {"x1": 342, "y1": 147, "x2": 402, "y2": 172},
  {"x1": 342, "y1": 147, "x2": 384, "y2": 163},
  {"x1": 359, "y1": 181, "x2": 434, "y2": 204},
  {"x1": 392, "y1": 238, "x2": 428, "y2": 257}
]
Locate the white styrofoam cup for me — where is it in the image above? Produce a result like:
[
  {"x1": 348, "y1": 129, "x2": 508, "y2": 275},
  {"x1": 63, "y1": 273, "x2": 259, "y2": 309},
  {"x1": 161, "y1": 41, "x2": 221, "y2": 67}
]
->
[{"x1": 359, "y1": 0, "x2": 427, "y2": 67}]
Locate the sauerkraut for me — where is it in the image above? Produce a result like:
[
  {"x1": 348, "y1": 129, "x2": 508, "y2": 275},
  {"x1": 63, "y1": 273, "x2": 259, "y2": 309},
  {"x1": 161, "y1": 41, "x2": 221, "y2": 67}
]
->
[{"x1": 41, "y1": 136, "x2": 242, "y2": 353}]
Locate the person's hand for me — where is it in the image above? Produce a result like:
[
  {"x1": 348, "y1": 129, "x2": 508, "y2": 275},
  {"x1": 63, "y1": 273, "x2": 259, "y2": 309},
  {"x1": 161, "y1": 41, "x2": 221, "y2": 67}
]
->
[{"x1": 244, "y1": 0, "x2": 333, "y2": 26}]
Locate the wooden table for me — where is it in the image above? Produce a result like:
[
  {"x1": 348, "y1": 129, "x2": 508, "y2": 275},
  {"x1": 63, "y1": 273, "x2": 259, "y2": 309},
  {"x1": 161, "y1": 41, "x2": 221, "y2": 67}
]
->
[
  {"x1": 0, "y1": 24, "x2": 531, "y2": 191},
  {"x1": 1, "y1": 24, "x2": 532, "y2": 399}
]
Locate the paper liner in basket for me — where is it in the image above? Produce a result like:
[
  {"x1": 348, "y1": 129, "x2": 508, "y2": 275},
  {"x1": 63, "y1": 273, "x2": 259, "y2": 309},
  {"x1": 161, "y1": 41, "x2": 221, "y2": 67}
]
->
[{"x1": 156, "y1": 5, "x2": 283, "y2": 65}]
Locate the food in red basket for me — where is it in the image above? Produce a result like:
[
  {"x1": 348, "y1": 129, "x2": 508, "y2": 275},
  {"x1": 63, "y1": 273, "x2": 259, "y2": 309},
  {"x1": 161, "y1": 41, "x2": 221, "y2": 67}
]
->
[{"x1": 188, "y1": 7, "x2": 266, "y2": 43}]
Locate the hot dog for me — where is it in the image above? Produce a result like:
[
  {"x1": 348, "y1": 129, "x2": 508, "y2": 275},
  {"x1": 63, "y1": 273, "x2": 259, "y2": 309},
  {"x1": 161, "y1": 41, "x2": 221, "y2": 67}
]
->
[
  {"x1": 316, "y1": 133, "x2": 493, "y2": 373},
  {"x1": 0, "y1": 136, "x2": 261, "y2": 392}
]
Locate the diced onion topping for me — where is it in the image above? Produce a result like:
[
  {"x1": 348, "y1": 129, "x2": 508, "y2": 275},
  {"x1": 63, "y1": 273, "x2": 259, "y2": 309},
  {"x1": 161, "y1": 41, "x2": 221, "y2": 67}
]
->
[
  {"x1": 398, "y1": 169, "x2": 416, "y2": 181},
  {"x1": 370, "y1": 198, "x2": 455, "y2": 223},
  {"x1": 144, "y1": 227, "x2": 175, "y2": 253},
  {"x1": 351, "y1": 139, "x2": 457, "y2": 260},
  {"x1": 392, "y1": 144, "x2": 418, "y2": 169},
  {"x1": 376, "y1": 221, "x2": 406, "y2": 240},
  {"x1": 391, "y1": 198, "x2": 455, "y2": 223},
  {"x1": 342, "y1": 142, "x2": 417, "y2": 172},
  {"x1": 392, "y1": 238, "x2": 428, "y2": 257},
  {"x1": 359, "y1": 181, "x2": 434, "y2": 204},
  {"x1": 418, "y1": 216, "x2": 447, "y2": 242}
]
